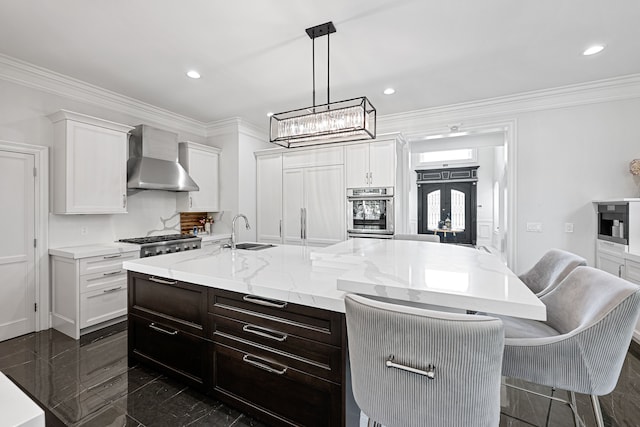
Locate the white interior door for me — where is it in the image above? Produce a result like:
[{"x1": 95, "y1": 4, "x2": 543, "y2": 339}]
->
[{"x1": 0, "y1": 150, "x2": 35, "y2": 341}]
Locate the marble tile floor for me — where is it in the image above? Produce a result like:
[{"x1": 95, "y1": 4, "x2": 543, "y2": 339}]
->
[{"x1": 0, "y1": 321, "x2": 638, "y2": 427}]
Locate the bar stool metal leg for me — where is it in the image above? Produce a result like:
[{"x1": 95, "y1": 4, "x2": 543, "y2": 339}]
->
[{"x1": 591, "y1": 394, "x2": 605, "y2": 427}]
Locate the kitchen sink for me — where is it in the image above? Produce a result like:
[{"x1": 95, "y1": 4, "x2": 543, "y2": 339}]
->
[{"x1": 235, "y1": 243, "x2": 276, "y2": 251}]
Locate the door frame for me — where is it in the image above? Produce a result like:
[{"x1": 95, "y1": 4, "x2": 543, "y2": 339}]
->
[
  {"x1": 405, "y1": 120, "x2": 517, "y2": 269},
  {"x1": 0, "y1": 140, "x2": 49, "y2": 332}
]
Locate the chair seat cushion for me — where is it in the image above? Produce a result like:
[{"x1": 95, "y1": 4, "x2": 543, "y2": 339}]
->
[{"x1": 499, "y1": 315, "x2": 560, "y2": 339}]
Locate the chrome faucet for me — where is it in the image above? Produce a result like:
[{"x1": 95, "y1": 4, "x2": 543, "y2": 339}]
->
[{"x1": 231, "y1": 214, "x2": 251, "y2": 249}]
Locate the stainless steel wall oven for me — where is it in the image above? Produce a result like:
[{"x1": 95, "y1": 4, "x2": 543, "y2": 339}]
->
[{"x1": 347, "y1": 187, "x2": 394, "y2": 238}]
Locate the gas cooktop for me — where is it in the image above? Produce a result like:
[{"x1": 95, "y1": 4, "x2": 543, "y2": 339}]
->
[
  {"x1": 118, "y1": 234, "x2": 199, "y2": 245},
  {"x1": 118, "y1": 234, "x2": 201, "y2": 257}
]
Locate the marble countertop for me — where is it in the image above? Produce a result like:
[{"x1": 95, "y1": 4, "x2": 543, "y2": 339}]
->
[
  {"x1": 0, "y1": 373, "x2": 44, "y2": 427},
  {"x1": 314, "y1": 239, "x2": 546, "y2": 320},
  {"x1": 48, "y1": 234, "x2": 231, "y2": 259},
  {"x1": 123, "y1": 244, "x2": 348, "y2": 312},
  {"x1": 49, "y1": 242, "x2": 140, "y2": 259},
  {"x1": 123, "y1": 239, "x2": 546, "y2": 319},
  {"x1": 200, "y1": 233, "x2": 231, "y2": 242}
]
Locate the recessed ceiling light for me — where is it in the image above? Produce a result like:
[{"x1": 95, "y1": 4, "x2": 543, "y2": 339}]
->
[
  {"x1": 583, "y1": 45, "x2": 605, "y2": 56},
  {"x1": 383, "y1": 88, "x2": 396, "y2": 95},
  {"x1": 186, "y1": 70, "x2": 201, "y2": 79}
]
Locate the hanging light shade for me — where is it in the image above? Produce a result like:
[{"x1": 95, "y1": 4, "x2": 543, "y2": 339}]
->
[{"x1": 270, "y1": 22, "x2": 376, "y2": 148}]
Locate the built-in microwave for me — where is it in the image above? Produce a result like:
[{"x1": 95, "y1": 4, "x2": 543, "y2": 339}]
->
[
  {"x1": 597, "y1": 202, "x2": 629, "y2": 245},
  {"x1": 347, "y1": 187, "x2": 394, "y2": 238}
]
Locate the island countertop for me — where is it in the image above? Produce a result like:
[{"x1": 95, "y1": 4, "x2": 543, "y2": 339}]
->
[
  {"x1": 123, "y1": 244, "x2": 349, "y2": 312},
  {"x1": 123, "y1": 239, "x2": 546, "y2": 319},
  {"x1": 313, "y1": 238, "x2": 546, "y2": 320}
]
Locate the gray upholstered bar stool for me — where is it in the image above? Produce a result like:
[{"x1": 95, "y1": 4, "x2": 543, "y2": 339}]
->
[
  {"x1": 518, "y1": 248, "x2": 587, "y2": 297},
  {"x1": 345, "y1": 294, "x2": 504, "y2": 427},
  {"x1": 499, "y1": 266, "x2": 640, "y2": 427},
  {"x1": 393, "y1": 233, "x2": 441, "y2": 243}
]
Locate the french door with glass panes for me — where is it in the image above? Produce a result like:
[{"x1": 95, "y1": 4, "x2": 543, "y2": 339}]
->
[{"x1": 418, "y1": 182, "x2": 476, "y2": 245}]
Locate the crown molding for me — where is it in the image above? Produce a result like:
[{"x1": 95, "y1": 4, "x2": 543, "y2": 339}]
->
[
  {"x1": 205, "y1": 117, "x2": 267, "y2": 141},
  {"x1": 379, "y1": 73, "x2": 640, "y2": 133},
  {"x1": 0, "y1": 53, "x2": 206, "y2": 136}
]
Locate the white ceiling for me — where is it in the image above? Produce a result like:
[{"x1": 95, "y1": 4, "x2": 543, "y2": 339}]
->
[{"x1": 2, "y1": 0, "x2": 640, "y2": 129}]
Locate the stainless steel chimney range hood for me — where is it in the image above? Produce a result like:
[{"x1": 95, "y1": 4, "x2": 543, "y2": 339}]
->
[{"x1": 127, "y1": 125, "x2": 199, "y2": 192}]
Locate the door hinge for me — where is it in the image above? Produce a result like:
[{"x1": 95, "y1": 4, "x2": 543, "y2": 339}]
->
[
  {"x1": 33, "y1": 167, "x2": 37, "y2": 177},
  {"x1": 34, "y1": 303, "x2": 37, "y2": 312},
  {"x1": 34, "y1": 238, "x2": 37, "y2": 248}
]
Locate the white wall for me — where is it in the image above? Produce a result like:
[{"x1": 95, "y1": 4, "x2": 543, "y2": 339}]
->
[
  {"x1": 514, "y1": 99, "x2": 640, "y2": 271},
  {"x1": 208, "y1": 121, "x2": 270, "y2": 242},
  {"x1": 0, "y1": 78, "x2": 207, "y2": 248},
  {"x1": 382, "y1": 92, "x2": 640, "y2": 273}
]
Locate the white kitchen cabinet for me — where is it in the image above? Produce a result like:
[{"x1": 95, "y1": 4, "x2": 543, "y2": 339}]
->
[
  {"x1": 282, "y1": 164, "x2": 345, "y2": 246},
  {"x1": 48, "y1": 110, "x2": 132, "y2": 214},
  {"x1": 256, "y1": 153, "x2": 283, "y2": 244},
  {"x1": 345, "y1": 139, "x2": 396, "y2": 188},
  {"x1": 622, "y1": 257, "x2": 640, "y2": 341},
  {"x1": 51, "y1": 248, "x2": 139, "y2": 339},
  {"x1": 177, "y1": 142, "x2": 221, "y2": 212},
  {"x1": 595, "y1": 240, "x2": 626, "y2": 277}
]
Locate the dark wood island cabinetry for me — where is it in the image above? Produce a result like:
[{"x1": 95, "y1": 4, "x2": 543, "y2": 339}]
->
[{"x1": 127, "y1": 271, "x2": 347, "y2": 427}]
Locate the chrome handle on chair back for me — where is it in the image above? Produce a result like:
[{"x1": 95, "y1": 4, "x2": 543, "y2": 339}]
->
[{"x1": 385, "y1": 355, "x2": 436, "y2": 379}]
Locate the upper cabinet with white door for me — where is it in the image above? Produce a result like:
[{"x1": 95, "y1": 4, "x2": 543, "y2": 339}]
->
[
  {"x1": 345, "y1": 139, "x2": 396, "y2": 188},
  {"x1": 48, "y1": 110, "x2": 132, "y2": 214},
  {"x1": 177, "y1": 142, "x2": 221, "y2": 212}
]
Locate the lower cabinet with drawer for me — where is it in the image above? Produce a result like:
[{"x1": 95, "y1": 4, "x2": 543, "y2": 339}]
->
[
  {"x1": 127, "y1": 272, "x2": 210, "y2": 391},
  {"x1": 127, "y1": 273, "x2": 347, "y2": 426},
  {"x1": 209, "y1": 288, "x2": 346, "y2": 427},
  {"x1": 51, "y1": 249, "x2": 139, "y2": 339}
]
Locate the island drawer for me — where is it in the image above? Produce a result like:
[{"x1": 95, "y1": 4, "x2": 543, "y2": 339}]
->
[
  {"x1": 128, "y1": 272, "x2": 208, "y2": 337},
  {"x1": 129, "y1": 314, "x2": 208, "y2": 391},
  {"x1": 213, "y1": 342, "x2": 342, "y2": 427},
  {"x1": 209, "y1": 289, "x2": 344, "y2": 346},
  {"x1": 214, "y1": 324, "x2": 342, "y2": 383}
]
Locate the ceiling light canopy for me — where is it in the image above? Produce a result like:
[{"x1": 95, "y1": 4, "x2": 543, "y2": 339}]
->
[
  {"x1": 270, "y1": 21, "x2": 376, "y2": 149},
  {"x1": 383, "y1": 88, "x2": 396, "y2": 95},
  {"x1": 186, "y1": 70, "x2": 201, "y2": 79},
  {"x1": 583, "y1": 44, "x2": 605, "y2": 56}
]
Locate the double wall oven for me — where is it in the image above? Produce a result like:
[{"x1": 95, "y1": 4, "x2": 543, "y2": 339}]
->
[{"x1": 347, "y1": 187, "x2": 394, "y2": 238}]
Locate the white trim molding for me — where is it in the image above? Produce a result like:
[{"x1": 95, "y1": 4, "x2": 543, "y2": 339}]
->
[
  {"x1": 379, "y1": 73, "x2": 640, "y2": 134},
  {"x1": 0, "y1": 140, "x2": 49, "y2": 331},
  {"x1": 0, "y1": 53, "x2": 206, "y2": 136}
]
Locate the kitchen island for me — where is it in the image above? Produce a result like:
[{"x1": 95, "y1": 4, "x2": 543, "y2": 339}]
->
[{"x1": 123, "y1": 239, "x2": 545, "y2": 427}]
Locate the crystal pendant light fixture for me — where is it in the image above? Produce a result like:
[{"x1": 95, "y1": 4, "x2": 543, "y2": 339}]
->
[{"x1": 270, "y1": 22, "x2": 376, "y2": 148}]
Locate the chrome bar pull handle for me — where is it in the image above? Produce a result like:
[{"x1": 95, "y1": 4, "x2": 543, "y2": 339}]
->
[
  {"x1": 103, "y1": 254, "x2": 122, "y2": 259},
  {"x1": 242, "y1": 324, "x2": 288, "y2": 342},
  {"x1": 189, "y1": 196, "x2": 193, "y2": 208},
  {"x1": 149, "y1": 323, "x2": 178, "y2": 336},
  {"x1": 279, "y1": 219, "x2": 282, "y2": 238},
  {"x1": 242, "y1": 354, "x2": 287, "y2": 375},
  {"x1": 242, "y1": 294, "x2": 287, "y2": 309},
  {"x1": 102, "y1": 270, "x2": 122, "y2": 276},
  {"x1": 300, "y1": 208, "x2": 304, "y2": 239},
  {"x1": 103, "y1": 286, "x2": 123, "y2": 293},
  {"x1": 385, "y1": 355, "x2": 435, "y2": 379},
  {"x1": 302, "y1": 208, "x2": 307, "y2": 240},
  {"x1": 122, "y1": 194, "x2": 127, "y2": 208},
  {"x1": 149, "y1": 276, "x2": 178, "y2": 285}
]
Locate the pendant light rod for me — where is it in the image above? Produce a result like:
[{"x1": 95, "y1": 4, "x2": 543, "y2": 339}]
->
[
  {"x1": 327, "y1": 29, "x2": 330, "y2": 105},
  {"x1": 306, "y1": 22, "x2": 336, "y2": 108}
]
